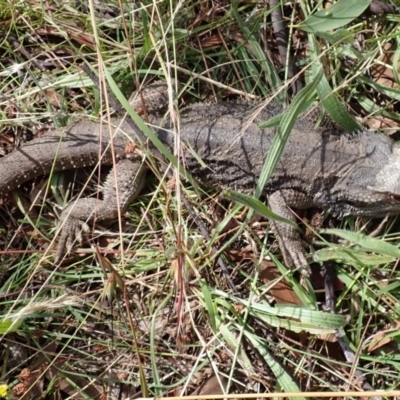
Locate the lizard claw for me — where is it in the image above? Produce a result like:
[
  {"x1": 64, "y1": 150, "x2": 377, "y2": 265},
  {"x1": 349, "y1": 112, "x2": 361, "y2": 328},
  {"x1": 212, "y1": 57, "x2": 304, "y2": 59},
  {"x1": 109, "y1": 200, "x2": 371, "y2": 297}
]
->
[
  {"x1": 54, "y1": 208, "x2": 91, "y2": 264},
  {"x1": 285, "y1": 242, "x2": 311, "y2": 277}
]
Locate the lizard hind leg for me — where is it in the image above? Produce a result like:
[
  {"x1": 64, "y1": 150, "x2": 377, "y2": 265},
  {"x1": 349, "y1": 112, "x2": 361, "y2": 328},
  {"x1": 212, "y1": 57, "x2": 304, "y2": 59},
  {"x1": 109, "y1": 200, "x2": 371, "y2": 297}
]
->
[
  {"x1": 267, "y1": 190, "x2": 314, "y2": 276},
  {"x1": 54, "y1": 158, "x2": 148, "y2": 263}
]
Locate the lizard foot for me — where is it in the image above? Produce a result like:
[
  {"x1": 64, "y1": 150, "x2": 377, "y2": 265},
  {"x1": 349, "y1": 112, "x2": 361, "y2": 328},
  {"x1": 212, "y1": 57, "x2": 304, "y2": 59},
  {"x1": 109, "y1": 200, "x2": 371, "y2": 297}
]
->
[
  {"x1": 281, "y1": 240, "x2": 311, "y2": 277},
  {"x1": 54, "y1": 199, "x2": 103, "y2": 264},
  {"x1": 268, "y1": 190, "x2": 314, "y2": 277},
  {"x1": 53, "y1": 159, "x2": 147, "y2": 264},
  {"x1": 269, "y1": 218, "x2": 311, "y2": 276},
  {"x1": 54, "y1": 213, "x2": 91, "y2": 264}
]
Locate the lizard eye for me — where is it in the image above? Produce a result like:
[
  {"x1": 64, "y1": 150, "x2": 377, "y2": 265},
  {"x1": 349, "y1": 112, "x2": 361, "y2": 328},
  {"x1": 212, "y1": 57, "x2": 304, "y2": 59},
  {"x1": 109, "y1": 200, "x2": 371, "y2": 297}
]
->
[{"x1": 388, "y1": 193, "x2": 400, "y2": 202}]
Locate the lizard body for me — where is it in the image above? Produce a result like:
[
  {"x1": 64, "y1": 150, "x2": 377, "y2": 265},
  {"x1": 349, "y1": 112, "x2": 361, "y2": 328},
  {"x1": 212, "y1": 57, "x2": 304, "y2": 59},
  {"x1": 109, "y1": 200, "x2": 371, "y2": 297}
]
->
[{"x1": 2, "y1": 84, "x2": 400, "y2": 274}]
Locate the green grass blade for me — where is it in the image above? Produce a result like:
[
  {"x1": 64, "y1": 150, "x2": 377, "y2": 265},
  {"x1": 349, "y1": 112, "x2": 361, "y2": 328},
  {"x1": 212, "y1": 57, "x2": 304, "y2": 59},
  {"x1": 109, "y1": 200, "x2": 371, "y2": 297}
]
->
[
  {"x1": 219, "y1": 324, "x2": 255, "y2": 373},
  {"x1": 244, "y1": 331, "x2": 306, "y2": 400},
  {"x1": 223, "y1": 190, "x2": 298, "y2": 228},
  {"x1": 200, "y1": 279, "x2": 217, "y2": 332},
  {"x1": 254, "y1": 67, "x2": 323, "y2": 199},
  {"x1": 0, "y1": 317, "x2": 23, "y2": 334},
  {"x1": 231, "y1": 0, "x2": 282, "y2": 94}
]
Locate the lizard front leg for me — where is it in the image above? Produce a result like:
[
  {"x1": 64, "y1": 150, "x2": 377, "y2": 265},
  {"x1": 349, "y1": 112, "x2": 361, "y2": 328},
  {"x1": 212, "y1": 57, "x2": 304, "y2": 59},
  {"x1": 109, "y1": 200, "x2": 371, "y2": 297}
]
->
[
  {"x1": 55, "y1": 158, "x2": 147, "y2": 263},
  {"x1": 268, "y1": 189, "x2": 314, "y2": 276}
]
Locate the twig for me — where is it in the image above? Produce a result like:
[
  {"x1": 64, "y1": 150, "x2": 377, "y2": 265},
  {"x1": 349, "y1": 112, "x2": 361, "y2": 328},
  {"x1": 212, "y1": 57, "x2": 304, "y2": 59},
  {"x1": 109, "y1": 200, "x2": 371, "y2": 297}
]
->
[{"x1": 269, "y1": 0, "x2": 302, "y2": 94}]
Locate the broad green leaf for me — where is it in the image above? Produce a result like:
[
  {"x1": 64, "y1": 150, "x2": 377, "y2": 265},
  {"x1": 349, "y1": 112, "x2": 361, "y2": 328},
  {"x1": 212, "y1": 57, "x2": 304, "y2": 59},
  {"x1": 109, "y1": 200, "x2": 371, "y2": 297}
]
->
[
  {"x1": 334, "y1": 45, "x2": 365, "y2": 60},
  {"x1": 297, "y1": 0, "x2": 372, "y2": 32},
  {"x1": 354, "y1": 95, "x2": 400, "y2": 123},
  {"x1": 358, "y1": 74, "x2": 400, "y2": 102},
  {"x1": 244, "y1": 307, "x2": 345, "y2": 335},
  {"x1": 213, "y1": 297, "x2": 239, "y2": 317},
  {"x1": 308, "y1": 37, "x2": 360, "y2": 132},
  {"x1": 321, "y1": 229, "x2": 400, "y2": 258},
  {"x1": 244, "y1": 331, "x2": 305, "y2": 400},
  {"x1": 140, "y1": 7, "x2": 151, "y2": 53},
  {"x1": 314, "y1": 248, "x2": 394, "y2": 266},
  {"x1": 219, "y1": 324, "x2": 255, "y2": 373},
  {"x1": 0, "y1": 317, "x2": 23, "y2": 334},
  {"x1": 253, "y1": 303, "x2": 346, "y2": 329},
  {"x1": 317, "y1": 29, "x2": 355, "y2": 45},
  {"x1": 213, "y1": 289, "x2": 346, "y2": 331},
  {"x1": 250, "y1": 309, "x2": 339, "y2": 334},
  {"x1": 223, "y1": 191, "x2": 298, "y2": 229}
]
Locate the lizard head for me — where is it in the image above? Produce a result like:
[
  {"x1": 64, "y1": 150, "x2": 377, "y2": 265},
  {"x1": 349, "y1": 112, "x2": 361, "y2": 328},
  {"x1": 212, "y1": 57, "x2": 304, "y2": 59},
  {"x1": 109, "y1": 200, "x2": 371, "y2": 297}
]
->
[
  {"x1": 352, "y1": 145, "x2": 400, "y2": 217},
  {"x1": 325, "y1": 139, "x2": 400, "y2": 218},
  {"x1": 370, "y1": 146, "x2": 400, "y2": 196}
]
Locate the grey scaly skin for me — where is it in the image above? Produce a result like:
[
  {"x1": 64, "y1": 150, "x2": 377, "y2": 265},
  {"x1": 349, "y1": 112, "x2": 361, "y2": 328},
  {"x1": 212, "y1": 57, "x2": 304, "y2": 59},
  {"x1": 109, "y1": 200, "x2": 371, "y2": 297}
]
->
[{"x1": 2, "y1": 81, "x2": 400, "y2": 275}]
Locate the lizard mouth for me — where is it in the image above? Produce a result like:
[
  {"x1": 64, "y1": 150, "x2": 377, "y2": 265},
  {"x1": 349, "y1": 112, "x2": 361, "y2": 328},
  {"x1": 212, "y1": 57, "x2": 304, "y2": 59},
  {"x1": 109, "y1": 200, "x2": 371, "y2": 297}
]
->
[
  {"x1": 367, "y1": 186, "x2": 400, "y2": 199},
  {"x1": 329, "y1": 199, "x2": 400, "y2": 219}
]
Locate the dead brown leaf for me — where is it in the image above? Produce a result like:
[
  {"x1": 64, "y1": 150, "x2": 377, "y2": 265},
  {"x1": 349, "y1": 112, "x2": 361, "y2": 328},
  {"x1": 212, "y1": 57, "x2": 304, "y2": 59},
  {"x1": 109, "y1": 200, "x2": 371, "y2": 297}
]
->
[
  {"x1": 366, "y1": 320, "x2": 400, "y2": 354},
  {"x1": 258, "y1": 259, "x2": 303, "y2": 305},
  {"x1": 191, "y1": 375, "x2": 230, "y2": 399}
]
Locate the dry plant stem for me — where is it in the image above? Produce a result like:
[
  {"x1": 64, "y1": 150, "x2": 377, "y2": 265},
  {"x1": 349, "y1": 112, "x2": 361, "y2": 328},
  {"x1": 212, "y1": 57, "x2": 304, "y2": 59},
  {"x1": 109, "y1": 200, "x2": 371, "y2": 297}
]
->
[
  {"x1": 145, "y1": 391, "x2": 400, "y2": 399},
  {"x1": 368, "y1": 214, "x2": 389, "y2": 238},
  {"x1": 325, "y1": 274, "x2": 380, "y2": 396},
  {"x1": 81, "y1": 64, "x2": 237, "y2": 293},
  {"x1": 335, "y1": 327, "x2": 380, "y2": 395},
  {"x1": 269, "y1": 0, "x2": 302, "y2": 94},
  {"x1": 7, "y1": 35, "x2": 45, "y2": 71},
  {"x1": 322, "y1": 264, "x2": 335, "y2": 312},
  {"x1": 140, "y1": 206, "x2": 164, "y2": 249},
  {"x1": 323, "y1": 266, "x2": 379, "y2": 394}
]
